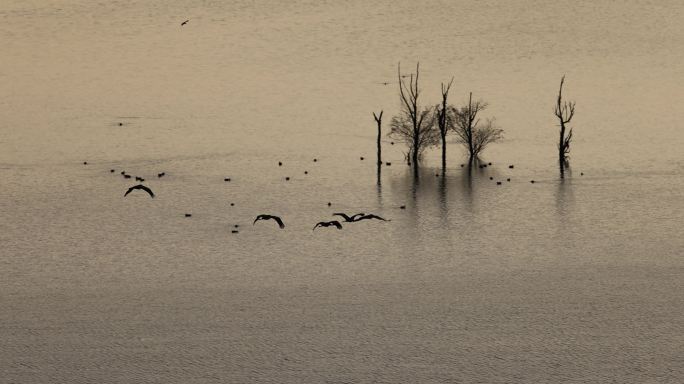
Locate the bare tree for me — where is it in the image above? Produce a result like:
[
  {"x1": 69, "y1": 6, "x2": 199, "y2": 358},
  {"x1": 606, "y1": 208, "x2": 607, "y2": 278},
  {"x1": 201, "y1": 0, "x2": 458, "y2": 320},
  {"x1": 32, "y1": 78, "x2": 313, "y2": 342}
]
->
[
  {"x1": 389, "y1": 62, "x2": 438, "y2": 172},
  {"x1": 471, "y1": 118, "x2": 503, "y2": 158},
  {"x1": 554, "y1": 75, "x2": 575, "y2": 167},
  {"x1": 373, "y1": 111, "x2": 383, "y2": 166},
  {"x1": 450, "y1": 92, "x2": 502, "y2": 161},
  {"x1": 436, "y1": 79, "x2": 454, "y2": 170}
]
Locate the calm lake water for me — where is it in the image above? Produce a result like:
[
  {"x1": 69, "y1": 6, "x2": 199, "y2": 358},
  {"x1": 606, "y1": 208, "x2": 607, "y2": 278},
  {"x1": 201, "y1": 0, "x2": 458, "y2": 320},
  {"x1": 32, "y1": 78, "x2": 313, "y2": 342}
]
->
[{"x1": 1, "y1": 1, "x2": 683, "y2": 382}]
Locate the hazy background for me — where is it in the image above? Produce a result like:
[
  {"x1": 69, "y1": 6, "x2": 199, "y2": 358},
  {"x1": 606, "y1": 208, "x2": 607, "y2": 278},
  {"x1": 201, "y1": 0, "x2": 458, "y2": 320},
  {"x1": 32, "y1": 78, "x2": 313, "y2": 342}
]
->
[{"x1": 1, "y1": 1, "x2": 683, "y2": 382}]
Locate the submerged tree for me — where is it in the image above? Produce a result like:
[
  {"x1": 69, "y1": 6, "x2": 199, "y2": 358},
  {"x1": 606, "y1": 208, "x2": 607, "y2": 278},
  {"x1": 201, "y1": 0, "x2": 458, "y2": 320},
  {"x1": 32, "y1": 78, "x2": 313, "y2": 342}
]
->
[
  {"x1": 389, "y1": 62, "x2": 438, "y2": 172},
  {"x1": 436, "y1": 79, "x2": 454, "y2": 170},
  {"x1": 373, "y1": 110, "x2": 383, "y2": 166},
  {"x1": 450, "y1": 92, "x2": 503, "y2": 161},
  {"x1": 554, "y1": 75, "x2": 575, "y2": 168}
]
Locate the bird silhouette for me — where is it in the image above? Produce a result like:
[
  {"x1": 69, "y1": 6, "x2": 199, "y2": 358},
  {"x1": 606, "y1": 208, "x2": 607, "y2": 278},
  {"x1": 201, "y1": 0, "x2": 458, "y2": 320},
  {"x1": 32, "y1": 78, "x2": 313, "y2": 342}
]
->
[
  {"x1": 354, "y1": 214, "x2": 389, "y2": 222},
  {"x1": 181, "y1": 19, "x2": 189, "y2": 26},
  {"x1": 124, "y1": 184, "x2": 154, "y2": 198},
  {"x1": 333, "y1": 213, "x2": 365, "y2": 222},
  {"x1": 253, "y1": 214, "x2": 285, "y2": 229},
  {"x1": 313, "y1": 220, "x2": 342, "y2": 230}
]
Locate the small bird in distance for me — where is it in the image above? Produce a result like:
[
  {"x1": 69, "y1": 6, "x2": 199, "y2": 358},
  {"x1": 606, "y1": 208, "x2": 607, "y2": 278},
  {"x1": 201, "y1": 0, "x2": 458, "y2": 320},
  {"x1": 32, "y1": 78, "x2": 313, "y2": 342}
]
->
[
  {"x1": 313, "y1": 220, "x2": 342, "y2": 230},
  {"x1": 181, "y1": 19, "x2": 189, "y2": 26},
  {"x1": 354, "y1": 214, "x2": 389, "y2": 222},
  {"x1": 333, "y1": 213, "x2": 365, "y2": 222},
  {"x1": 124, "y1": 184, "x2": 154, "y2": 198},
  {"x1": 254, "y1": 214, "x2": 285, "y2": 229}
]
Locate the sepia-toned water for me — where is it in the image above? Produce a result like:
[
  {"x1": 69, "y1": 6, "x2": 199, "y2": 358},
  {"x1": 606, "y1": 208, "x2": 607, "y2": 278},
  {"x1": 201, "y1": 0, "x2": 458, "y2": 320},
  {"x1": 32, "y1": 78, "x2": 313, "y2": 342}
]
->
[{"x1": 1, "y1": 1, "x2": 683, "y2": 382}]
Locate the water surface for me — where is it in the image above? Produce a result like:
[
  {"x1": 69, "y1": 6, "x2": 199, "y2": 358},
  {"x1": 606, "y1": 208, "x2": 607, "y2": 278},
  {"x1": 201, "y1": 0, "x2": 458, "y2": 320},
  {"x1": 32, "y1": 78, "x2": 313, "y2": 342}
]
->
[{"x1": 1, "y1": 1, "x2": 683, "y2": 382}]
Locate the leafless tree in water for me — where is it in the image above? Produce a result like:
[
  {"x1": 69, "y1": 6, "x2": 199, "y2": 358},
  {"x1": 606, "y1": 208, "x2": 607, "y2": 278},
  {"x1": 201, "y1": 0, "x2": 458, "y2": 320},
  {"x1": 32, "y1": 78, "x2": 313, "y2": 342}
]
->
[
  {"x1": 554, "y1": 75, "x2": 575, "y2": 173},
  {"x1": 388, "y1": 62, "x2": 438, "y2": 172},
  {"x1": 373, "y1": 110, "x2": 383, "y2": 166},
  {"x1": 450, "y1": 92, "x2": 503, "y2": 161},
  {"x1": 436, "y1": 78, "x2": 454, "y2": 170}
]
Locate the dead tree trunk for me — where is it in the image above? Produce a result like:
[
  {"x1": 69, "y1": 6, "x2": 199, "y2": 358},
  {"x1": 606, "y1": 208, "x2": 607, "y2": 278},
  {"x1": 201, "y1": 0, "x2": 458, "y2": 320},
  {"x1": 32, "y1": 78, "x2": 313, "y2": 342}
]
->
[
  {"x1": 554, "y1": 76, "x2": 575, "y2": 175},
  {"x1": 397, "y1": 62, "x2": 425, "y2": 176},
  {"x1": 466, "y1": 92, "x2": 476, "y2": 163},
  {"x1": 438, "y1": 79, "x2": 453, "y2": 171},
  {"x1": 373, "y1": 111, "x2": 383, "y2": 166}
]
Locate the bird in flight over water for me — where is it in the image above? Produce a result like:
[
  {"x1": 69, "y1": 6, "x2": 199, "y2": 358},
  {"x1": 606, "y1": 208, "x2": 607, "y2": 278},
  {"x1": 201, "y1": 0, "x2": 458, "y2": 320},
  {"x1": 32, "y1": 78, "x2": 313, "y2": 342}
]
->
[
  {"x1": 253, "y1": 214, "x2": 285, "y2": 229},
  {"x1": 333, "y1": 213, "x2": 365, "y2": 222},
  {"x1": 354, "y1": 214, "x2": 389, "y2": 222},
  {"x1": 181, "y1": 19, "x2": 189, "y2": 26},
  {"x1": 313, "y1": 220, "x2": 343, "y2": 230},
  {"x1": 124, "y1": 184, "x2": 155, "y2": 198}
]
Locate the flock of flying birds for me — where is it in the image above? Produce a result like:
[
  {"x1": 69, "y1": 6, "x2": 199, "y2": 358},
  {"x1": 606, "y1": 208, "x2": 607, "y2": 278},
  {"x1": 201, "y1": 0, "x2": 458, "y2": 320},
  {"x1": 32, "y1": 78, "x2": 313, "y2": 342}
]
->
[{"x1": 95, "y1": 156, "x2": 390, "y2": 234}]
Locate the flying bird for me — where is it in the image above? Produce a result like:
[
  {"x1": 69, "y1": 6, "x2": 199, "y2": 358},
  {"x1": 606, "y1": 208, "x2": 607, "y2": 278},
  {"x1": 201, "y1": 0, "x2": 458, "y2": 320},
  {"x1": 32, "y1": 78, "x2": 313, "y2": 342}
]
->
[
  {"x1": 253, "y1": 214, "x2": 285, "y2": 229},
  {"x1": 313, "y1": 220, "x2": 342, "y2": 230},
  {"x1": 354, "y1": 214, "x2": 389, "y2": 222},
  {"x1": 124, "y1": 184, "x2": 154, "y2": 198},
  {"x1": 333, "y1": 212, "x2": 365, "y2": 222},
  {"x1": 181, "y1": 19, "x2": 189, "y2": 26}
]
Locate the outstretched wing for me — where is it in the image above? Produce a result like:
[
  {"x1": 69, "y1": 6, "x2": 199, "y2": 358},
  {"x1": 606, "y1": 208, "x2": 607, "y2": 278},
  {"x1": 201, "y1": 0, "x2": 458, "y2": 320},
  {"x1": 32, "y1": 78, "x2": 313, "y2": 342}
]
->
[
  {"x1": 273, "y1": 216, "x2": 285, "y2": 229},
  {"x1": 364, "y1": 214, "x2": 387, "y2": 221},
  {"x1": 253, "y1": 215, "x2": 264, "y2": 225},
  {"x1": 332, "y1": 213, "x2": 351, "y2": 221},
  {"x1": 313, "y1": 222, "x2": 322, "y2": 231},
  {"x1": 139, "y1": 185, "x2": 155, "y2": 198},
  {"x1": 331, "y1": 221, "x2": 343, "y2": 229},
  {"x1": 350, "y1": 213, "x2": 366, "y2": 221}
]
